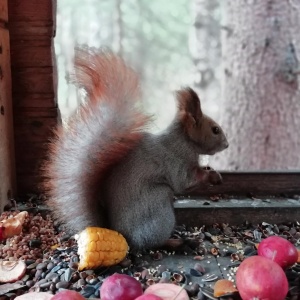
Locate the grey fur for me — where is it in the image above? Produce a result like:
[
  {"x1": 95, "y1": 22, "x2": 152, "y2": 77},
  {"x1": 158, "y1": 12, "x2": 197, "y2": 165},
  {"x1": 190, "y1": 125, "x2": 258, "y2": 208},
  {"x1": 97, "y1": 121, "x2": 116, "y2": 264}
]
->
[
  {"x1": 103, "y1": 120, "x2": 228, "y2": 249},
  {"x1": 46, "y1": 48, "x2": 229, "y2": 250}
]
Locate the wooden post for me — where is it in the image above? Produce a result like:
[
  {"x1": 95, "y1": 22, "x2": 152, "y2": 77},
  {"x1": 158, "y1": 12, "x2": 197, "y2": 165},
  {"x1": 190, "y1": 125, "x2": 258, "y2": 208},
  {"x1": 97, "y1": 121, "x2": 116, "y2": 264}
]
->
[
  {"x1": 0, "y1": 0, "x2": 15, "y2": 210},
  {"x1": 8, "y1": 0, "x2": 60, "y2": 194}
]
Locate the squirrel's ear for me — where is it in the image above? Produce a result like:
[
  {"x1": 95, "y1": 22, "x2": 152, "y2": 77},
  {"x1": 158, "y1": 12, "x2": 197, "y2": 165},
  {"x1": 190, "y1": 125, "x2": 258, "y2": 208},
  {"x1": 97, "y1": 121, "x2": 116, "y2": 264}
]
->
[{"x1": 176, "y1": 87, "x2": 202, "y2": 127}]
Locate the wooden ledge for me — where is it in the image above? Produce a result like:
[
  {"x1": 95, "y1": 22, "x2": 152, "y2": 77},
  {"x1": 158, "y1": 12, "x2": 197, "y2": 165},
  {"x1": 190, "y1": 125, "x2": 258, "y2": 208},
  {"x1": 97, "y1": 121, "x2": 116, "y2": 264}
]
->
[
  {"x1": 187, "y1": 171, "x2": 300, "y2": 197},
  {"x1": 175, "y1": 197, "x2": 300, "y2": 226}
]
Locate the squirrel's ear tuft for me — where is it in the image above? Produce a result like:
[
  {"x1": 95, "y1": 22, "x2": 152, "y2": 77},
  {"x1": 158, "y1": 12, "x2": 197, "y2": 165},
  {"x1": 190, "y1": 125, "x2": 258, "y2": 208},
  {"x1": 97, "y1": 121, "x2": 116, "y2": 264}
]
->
[{"x1": 176, "y1": 87, "x2": 202, "y2": 127}]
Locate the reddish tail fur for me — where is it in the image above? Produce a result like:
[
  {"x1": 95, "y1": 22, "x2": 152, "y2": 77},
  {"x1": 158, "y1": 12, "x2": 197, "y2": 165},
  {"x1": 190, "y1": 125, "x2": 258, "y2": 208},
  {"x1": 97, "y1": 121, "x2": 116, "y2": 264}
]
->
[{"x1": 42, "y1": 46, "x2": 150, "y2": 233}]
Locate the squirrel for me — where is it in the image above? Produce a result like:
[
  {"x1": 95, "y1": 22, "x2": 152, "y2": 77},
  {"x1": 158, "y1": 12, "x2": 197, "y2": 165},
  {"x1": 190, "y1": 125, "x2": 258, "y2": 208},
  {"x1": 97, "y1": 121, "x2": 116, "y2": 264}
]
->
[{"x1": 43, "y1": 46, "x2": 229, "y2": 250}]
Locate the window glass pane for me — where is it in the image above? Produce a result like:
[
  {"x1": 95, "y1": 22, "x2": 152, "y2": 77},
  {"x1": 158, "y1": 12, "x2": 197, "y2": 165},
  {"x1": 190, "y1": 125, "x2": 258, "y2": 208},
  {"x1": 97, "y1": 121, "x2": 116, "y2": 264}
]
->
[{"x1": 55, "y1": 0, "x2": 300, "y2": 171}]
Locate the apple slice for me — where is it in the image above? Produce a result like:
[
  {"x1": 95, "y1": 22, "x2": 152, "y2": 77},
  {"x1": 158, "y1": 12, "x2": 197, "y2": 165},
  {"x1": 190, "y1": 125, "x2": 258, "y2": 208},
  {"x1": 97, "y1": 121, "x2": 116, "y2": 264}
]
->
[
  {"x1": 135, "y1": 295, "x2": 163, "y2": 300},
  {"x1": 15, "y1": 292, "x2": 54, "y2": 300},
  {"x1": 144, "y1": 283, "x2": 189, "y2": 300},
  {"x1": 0, "y1": 211, "x2": 28, "y2": 241},
  {"x1": 0, "y1": 261, "x2": 26, "y2": 283}
]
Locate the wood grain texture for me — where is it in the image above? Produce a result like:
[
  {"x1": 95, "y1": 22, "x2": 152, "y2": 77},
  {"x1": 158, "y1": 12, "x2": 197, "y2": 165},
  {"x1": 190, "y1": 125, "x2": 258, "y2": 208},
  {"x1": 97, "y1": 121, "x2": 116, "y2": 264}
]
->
[
  {"x1": 11, "y1": 67, "x2": 55, "y2": 94},
  {"x1": 15, "y1": 175, "x2": 42, "y2": 194},
  {"x1": 15, "y1": 142, "x2": 49, "y2": 175},
  {"x1": 14, "y1": 113, "x2": 57, "y2": 143},
  {"x1": 8, "y1": 0, "x2": 59, "y2": 194},
  {"x1": 175, "y1": 198, "x2": 300, "y2": 226},
  {"x1": 8, "y1": 22, "x2": 55, "y2": 38},
  {"x1": 0, "y1": 26, "x2": 16, "y2": 209},
  {"x1": 13, "y1": 94, "x2": 57, "y2": 108},
  {"x1": 0, "y1": 0, "x2": 8, "y2": 23},
  {"x1": 188, "y1": 171, "x2": 300, "y2": 196},
  {"x1": 8, "y1": 0, "x2": 54, "y2": 22},
  {"x1": 8, "y1": 0, "x2": 56, "y2": 37},
  {"x1": 10, "y1": 41, "x2": 53, "y2": 68},
  {"x1": 13, "y1": 108, "x2": 60, "y2": 185}
]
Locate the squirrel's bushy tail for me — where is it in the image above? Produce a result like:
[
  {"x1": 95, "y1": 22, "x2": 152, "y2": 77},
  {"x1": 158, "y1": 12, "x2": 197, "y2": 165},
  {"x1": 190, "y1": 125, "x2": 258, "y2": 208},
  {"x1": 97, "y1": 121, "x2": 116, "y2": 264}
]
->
[{"x1": 43, "y1": 46, "x2": 149, "y2": 233}]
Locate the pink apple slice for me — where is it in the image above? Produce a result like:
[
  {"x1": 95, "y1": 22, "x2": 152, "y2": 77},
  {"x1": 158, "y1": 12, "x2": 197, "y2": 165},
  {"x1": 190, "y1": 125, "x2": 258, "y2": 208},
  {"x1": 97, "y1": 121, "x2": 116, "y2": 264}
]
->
[
  {"x1": 0, "y1": 261, "x2": 26, "y2": 283},
  {"x1": 144, "y1": 283, "x2": 189, "y2": 300}
]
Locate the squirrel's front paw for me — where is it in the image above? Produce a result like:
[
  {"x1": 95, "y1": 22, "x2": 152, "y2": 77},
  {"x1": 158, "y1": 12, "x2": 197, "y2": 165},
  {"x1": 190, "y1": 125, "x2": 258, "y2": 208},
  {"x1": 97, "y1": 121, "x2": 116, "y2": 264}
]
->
[{"x1": 208, "y1": 170, "x2": 223, "y2": 185}]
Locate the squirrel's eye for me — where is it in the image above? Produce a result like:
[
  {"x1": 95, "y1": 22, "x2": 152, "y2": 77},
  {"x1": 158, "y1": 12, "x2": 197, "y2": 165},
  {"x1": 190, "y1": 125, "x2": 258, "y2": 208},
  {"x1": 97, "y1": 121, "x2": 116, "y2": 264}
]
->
[{"x1": 212, "y1": 126, "x2": 220, "y2": 134}]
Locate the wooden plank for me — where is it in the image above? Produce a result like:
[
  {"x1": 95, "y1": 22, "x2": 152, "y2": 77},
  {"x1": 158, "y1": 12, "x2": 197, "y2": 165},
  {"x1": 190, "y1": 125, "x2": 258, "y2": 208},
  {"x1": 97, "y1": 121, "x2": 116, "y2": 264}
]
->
[
  {"x1": 8, "y1": 0, "x2": 59, "y2": 195},
  {"x1": 8, "y1": 0, "x2": 54, "y2": 22},
  {"x1": 11, "y1": 67, "x2": 55, "y2": 94},
  {"x1": 13, "y1": 93, "x2": 57, "y2": 108},
  {"x1": 8, "y1": 21, "x2": 55, "y2": 37},
  {"x1": 8, "y1": 0, "x2": 56, "y2": 37},
  {"x1": 0, "y1": 0, "x2": 8, "y2": 23},
  {"x1": 15, "y1": 142, "x2": 49, "y2": 175},
  {"x1": 9, "y1": 35, "x2": 52, "y2": 42},
  {"x1": 188, "y1": 172, "x2": 300, "y2": 197},
  {"x1": 15, "y1": 174, "x2": 42, "y2": 194},
  {"x1": 52, "y1": 0, "x2": 57, "y2": 37},
  {"x1": 175, "y1": 198, "x2": 300, "y2": 226},
  {"x1": 14, "y1": 107, "x2": 60, "y2": 117},
  {"x1": 10, "y1": 42, "x2": 53, "y2": 68},
  {"x1": 14, "y1": 111, "x2": 59, "y2": 144},
  {"x1": 0, "y1": 27, "x2": 15, "y2": 209}
]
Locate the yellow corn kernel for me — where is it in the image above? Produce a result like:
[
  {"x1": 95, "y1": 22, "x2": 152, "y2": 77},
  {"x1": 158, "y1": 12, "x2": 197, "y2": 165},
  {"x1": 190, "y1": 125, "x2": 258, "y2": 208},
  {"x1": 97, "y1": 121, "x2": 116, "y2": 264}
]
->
[{"x1": 76, "y1": 227, "x2": 129, "y2": 270}]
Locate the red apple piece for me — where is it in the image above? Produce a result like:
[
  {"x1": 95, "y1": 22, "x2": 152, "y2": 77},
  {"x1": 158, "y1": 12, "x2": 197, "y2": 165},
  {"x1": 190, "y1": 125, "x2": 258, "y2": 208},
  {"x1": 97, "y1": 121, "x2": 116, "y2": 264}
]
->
[
  {"x1": 100, "y1": 273, "x2": 143, "y2": 300},
  {"x1": 258, "y1": 235, "x2": 298, "y2": 268},
  {"x1": 52, "y1": 290, "x2": 86, "y2": 299},
  {"x1": 236, "y1": 255, "x2": 288, "y2": 300}
]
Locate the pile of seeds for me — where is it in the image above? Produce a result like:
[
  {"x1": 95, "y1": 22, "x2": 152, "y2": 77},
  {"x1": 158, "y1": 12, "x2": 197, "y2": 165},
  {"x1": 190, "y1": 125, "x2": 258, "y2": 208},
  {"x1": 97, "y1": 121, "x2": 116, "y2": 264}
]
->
[
  {"x1": 0, "y1": 207, "x2": 300, "y2": 299},
  {"x1": 0, "y1": 211, "x2": 64, "y2": 262}
]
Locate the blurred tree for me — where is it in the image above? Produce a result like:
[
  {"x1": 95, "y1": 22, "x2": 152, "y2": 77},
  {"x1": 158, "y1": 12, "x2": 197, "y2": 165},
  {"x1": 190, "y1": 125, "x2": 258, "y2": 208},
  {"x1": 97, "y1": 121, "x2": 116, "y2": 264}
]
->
[
  {"x1": 217, "y1": 0, "x2": 300, "y2": 170},
  {"x1": 113, "y1": 0, "x2": 124, "y2": 55},
  {"x1": 189, "y1": 0, "x2": 221, "y2": 119},
  {"x1": 55, "y1": 0, "x2": 194, "y2": 130}
]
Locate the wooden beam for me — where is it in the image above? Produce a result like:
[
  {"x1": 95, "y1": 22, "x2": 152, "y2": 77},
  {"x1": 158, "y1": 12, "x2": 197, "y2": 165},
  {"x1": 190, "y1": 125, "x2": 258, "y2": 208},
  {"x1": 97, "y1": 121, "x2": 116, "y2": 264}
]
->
[
  {"x1": 15, "y1": 142, "x2": 50, "y2": 175},
  {"x1": 8, "y1": 0, "x2": 54, "y2": 22},
  {"x1": 175, "y1": 197, "x2": 300, "y2": 226},
  {"x1": 14, "y1": 113, "x2": 58, "y2": 143},
  {"x1": 11, "y1": 67, "x2": 55, "y2": 95},
  {"x1": 0, "y1": 0, "x2": 8, "y2": 23},
  {"x1": 0, "y1": 10, "x2": 15, "y2": 210},
  {"x1": 13, "y1": 93, "x2": 57, "y2": 108},
  {"x1": 8, "y1": 0, "x2": 56, "y2": 37},
  {"x1": 8, "y1": 0, "x2": 59, "y2": 194},
  {"x1": 10, "y1": 40, "x2": 53, "y2": 68}
]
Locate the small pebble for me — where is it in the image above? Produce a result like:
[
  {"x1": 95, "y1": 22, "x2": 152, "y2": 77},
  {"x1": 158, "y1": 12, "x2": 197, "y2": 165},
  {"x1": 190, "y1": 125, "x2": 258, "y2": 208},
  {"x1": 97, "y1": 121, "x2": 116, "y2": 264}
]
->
[
  {"x1": 39, "y1": 282, "x2": 52, "y2": 289},
  {"x1": 36, "y1": 263, "x2": 47, "y2": 271},
  {"x1": 80, "y1": 285, "x2": 96, "y2": 298},
  {"x1": 51, "y1": 265, "x2": 62, "y2": 273},
  {"x1": 56, "y1": 281, "x2": 70, "y2": 289},
  {"x1": 64, "y1": 268, "x2": 74, "y2": 282},
  {"x1": 29, "y1": 239, "x2": 42, "y2": 248},
  {"x1": 68, "y1": 262, "x2": 78, "y2": 270},
  {"x1": 45, "y1": 272, "x2": 59, "y2": 281},
  {"x1": 26, "y1": 280, "x2": 35, "y2": 288},
  {"x1": 46, "y1": 262, "x2": 55, "y2": 270}
]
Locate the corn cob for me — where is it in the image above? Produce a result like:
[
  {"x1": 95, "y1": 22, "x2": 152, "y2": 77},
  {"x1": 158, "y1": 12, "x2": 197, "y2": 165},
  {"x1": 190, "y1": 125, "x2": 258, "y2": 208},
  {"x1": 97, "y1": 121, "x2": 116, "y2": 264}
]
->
[{"x1": 76, "y1": 227, "x2": 129, "y2": 270}]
